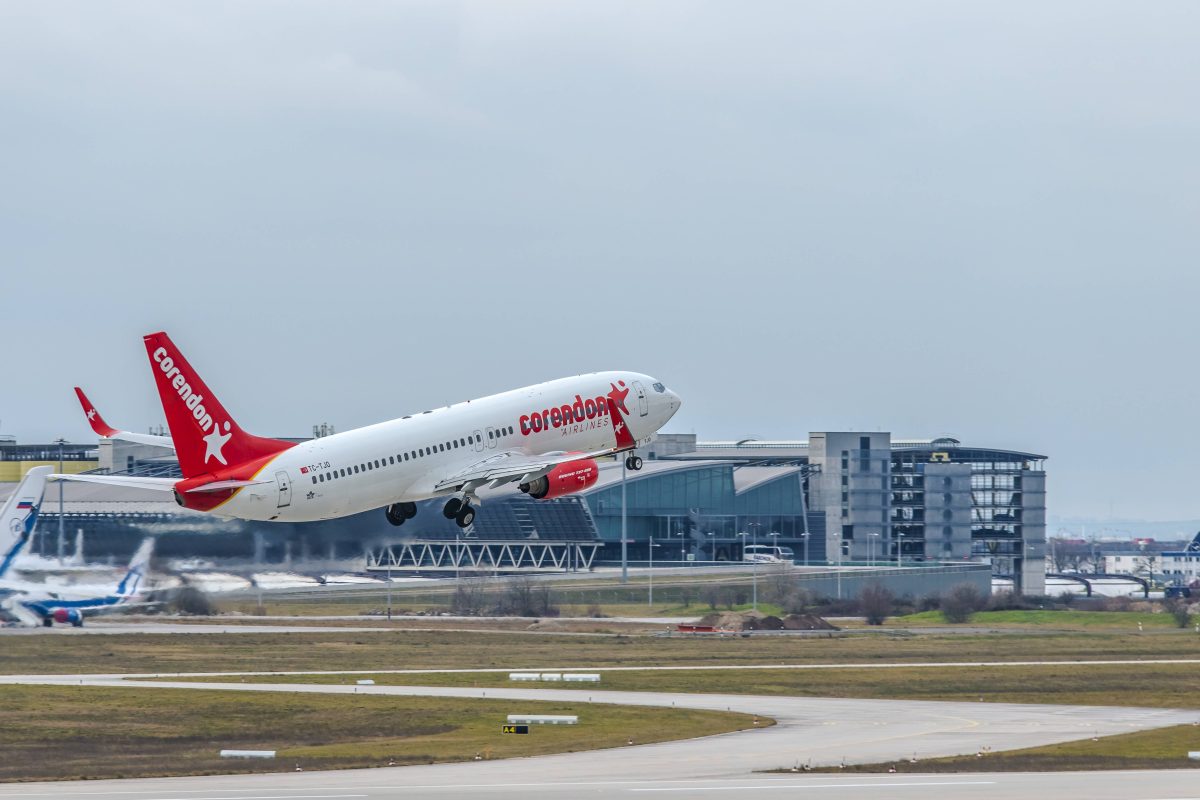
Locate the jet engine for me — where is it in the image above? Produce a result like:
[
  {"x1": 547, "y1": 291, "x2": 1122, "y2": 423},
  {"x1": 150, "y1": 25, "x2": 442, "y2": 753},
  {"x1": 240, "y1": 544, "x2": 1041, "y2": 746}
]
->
[
  {"x1": 51, "y1": 608, "x2": 83, "y2": 627},
  {"x1": 519, "y1": 459, "x2": 599, "y2": 500}
]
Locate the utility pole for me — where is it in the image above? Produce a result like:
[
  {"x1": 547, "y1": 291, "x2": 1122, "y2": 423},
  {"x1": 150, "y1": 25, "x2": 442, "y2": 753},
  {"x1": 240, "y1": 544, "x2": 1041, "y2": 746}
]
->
[
  {"x1": 648, "y1": 535, "x2": 655, "y2": 606},
  {"x1": 55, "y1": 438, "x2": 67, "y2": 561},
  {"x1": 620, "y1": 457, "x2": 628, "y2": 584}
]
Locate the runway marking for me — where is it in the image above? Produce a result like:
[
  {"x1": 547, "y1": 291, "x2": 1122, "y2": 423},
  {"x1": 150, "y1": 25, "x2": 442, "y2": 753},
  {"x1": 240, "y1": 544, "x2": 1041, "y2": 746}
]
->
[{"x1": 629, "y1": 780, "x2": 996, "y2": 792}]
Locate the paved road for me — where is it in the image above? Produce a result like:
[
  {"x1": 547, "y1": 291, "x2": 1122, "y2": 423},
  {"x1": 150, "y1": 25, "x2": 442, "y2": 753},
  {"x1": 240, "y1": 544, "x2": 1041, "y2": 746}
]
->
[
  {"x1": 4, "y1": 769, "x2": 1200, "y2": 800},
  {"x1": 1, "y1": 672, "x2": 1196, "y2": 798}
]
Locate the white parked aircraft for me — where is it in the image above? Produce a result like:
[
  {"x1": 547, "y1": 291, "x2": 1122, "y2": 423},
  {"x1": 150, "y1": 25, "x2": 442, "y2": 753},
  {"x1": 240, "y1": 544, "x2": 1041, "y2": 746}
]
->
[
  {"x1": 62, "y1": 332, "x2": 681, "y2": 528},
  {"x1": 1, "y1": 538, "x2": 155, "y2": 627}
]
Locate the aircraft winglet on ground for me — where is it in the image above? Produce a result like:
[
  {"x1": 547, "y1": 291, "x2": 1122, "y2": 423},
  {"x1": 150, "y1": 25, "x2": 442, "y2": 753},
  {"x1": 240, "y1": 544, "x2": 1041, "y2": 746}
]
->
[
  {"x1": 53, "y1": 331, "x2": 681, "y2": 528},
  {"x1": 2, "y1": 537, "x2": 156, "y2": 628},
  {"x1": 0, "y1": 466, "x2": 52, "y2": 579},
  {"x1": 74, "y1": 387, "x2": 175, "y2": 450}
]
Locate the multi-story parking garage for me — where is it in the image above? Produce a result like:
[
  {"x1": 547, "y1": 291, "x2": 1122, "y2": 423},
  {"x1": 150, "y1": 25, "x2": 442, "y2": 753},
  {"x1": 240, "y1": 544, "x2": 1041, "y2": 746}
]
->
[{"x1": 1, "y1": 429, "x2": 1047, "y2": 593}]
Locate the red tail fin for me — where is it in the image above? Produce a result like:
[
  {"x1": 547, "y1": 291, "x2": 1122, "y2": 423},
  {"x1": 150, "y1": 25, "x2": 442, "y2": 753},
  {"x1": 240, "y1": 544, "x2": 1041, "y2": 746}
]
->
[
  {"x1": 74, "y1": 387, "x2": 119, "y2": 438},
  {"x1": 143, "y1": 332, "x2": 291, "y2": 478}
]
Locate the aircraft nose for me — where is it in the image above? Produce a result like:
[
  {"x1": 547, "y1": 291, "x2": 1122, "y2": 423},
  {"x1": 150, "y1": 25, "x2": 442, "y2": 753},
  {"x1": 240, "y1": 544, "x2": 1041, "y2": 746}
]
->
[{"x1": 665, "y1": 389, "x2": 682, "y2": 417}]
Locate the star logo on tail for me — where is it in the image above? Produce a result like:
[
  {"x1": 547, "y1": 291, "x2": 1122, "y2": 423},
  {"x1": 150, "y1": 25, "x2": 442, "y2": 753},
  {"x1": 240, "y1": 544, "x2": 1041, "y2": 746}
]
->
[
  {"x1": 86, "y1": 409, "x2": 96, "y2": 421},
  {"x1": 203, "y1": 420, "x2": 233, "y2": 465}
]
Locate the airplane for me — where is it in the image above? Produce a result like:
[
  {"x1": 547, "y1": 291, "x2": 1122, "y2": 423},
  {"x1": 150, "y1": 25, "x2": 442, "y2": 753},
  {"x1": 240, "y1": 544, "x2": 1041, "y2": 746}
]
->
[
  {"x1": 0, "y1": 538, "x2": 156, "y2": 627},
  {"x1": 0, "y1": 467, "x2": 53, "y2": 580},
  {"x1": 60, "y1": 332, "x2": 682, "y2": 529}
]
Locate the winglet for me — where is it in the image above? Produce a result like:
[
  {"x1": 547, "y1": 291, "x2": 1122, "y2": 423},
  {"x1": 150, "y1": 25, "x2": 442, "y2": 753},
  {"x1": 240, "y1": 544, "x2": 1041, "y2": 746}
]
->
[{"x1": 75, "y1": 387, "x2": 119, "y2": 438}]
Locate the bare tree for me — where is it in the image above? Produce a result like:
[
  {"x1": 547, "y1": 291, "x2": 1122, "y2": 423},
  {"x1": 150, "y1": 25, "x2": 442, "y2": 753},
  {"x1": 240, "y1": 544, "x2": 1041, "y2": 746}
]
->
[
  {"x1": 493, "y1": 576, "x2": 559, "y2": 617},
  {"x1": 940, "y1": 583, "x2": 986, "y2": 623},
  {"x1": 857, "y1": 583, "x2": 894, "y2": 626},
  {"x1": 450, "y1": 572, "x2": 491, "y2": 616}
]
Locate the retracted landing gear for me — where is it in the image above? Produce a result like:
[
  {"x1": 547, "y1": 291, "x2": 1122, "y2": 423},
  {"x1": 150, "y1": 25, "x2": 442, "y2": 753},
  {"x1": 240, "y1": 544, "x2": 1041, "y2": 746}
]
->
[
  {"x1": 444, "y1": 496, "x2": 476, "y2": 528},
  {"x1": 385, "y1": 502, "x2": 417, "y2": 527},
  {"x1": 625, "y1": 455, "x2": 643, "y2": 471}
]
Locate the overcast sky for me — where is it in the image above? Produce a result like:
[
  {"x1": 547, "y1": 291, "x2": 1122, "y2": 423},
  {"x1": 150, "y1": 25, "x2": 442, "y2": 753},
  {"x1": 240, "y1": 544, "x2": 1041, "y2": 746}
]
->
[{"x1": 1, "y1": 1, "x2": 1198, "y2": 522}]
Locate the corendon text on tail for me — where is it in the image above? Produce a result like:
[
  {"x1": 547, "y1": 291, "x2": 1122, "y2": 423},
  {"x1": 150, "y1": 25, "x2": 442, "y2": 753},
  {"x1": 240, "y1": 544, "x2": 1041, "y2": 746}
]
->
[{"x1": 56, "y1": 332, "x2": 681, "y2": 530}]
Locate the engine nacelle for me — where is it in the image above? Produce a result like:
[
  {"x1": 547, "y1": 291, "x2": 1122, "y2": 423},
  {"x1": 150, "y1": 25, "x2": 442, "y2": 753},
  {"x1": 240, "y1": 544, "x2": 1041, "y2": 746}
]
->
[
  {"x1": 51, "y1": 608, "x2": 83, "y2": 626},
  {"x1": 520, "y1": 459, "x2": 599, "y2": 500}
]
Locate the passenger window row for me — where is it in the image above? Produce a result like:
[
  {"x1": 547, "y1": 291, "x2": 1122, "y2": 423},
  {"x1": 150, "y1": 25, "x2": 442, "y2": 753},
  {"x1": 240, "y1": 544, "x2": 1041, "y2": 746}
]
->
[{"x1": 310, "y1": 428, "x2": 513, "y2": 485}]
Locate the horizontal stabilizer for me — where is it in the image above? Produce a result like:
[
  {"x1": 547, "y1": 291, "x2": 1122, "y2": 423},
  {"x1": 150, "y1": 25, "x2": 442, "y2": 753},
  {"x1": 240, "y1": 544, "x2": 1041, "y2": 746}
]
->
[
  {"x1": 185, "y1": 479, "x2": 272, "y2": 493},
  {"x1": 49, "y1": 474, "x2": 177, "y2": 492}
]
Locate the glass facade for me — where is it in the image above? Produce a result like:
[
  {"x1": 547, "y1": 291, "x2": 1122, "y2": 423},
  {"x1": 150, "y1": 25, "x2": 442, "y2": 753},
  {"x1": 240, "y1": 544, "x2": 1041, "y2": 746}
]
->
[{"x1": 585, "y1": 465, "x2": 823, "y2": 563}]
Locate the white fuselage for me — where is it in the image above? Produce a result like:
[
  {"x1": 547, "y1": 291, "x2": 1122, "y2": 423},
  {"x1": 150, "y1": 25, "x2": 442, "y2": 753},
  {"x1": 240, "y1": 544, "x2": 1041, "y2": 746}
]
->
[{"x1": 216, "y1": 371, "x2": 680, "y2": 522}]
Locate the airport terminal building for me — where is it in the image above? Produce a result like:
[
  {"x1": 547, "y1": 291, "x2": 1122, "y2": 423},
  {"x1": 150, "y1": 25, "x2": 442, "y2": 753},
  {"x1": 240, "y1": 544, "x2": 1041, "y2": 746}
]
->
[{"x1": 1, "y1": 430, "x2": 1047, "y2": 594}]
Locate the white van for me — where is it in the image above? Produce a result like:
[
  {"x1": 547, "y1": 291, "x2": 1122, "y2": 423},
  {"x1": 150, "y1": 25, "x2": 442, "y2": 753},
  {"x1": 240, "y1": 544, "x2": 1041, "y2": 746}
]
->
[{"x1": 742, "y1": 544, "x2": 795, "y2": 564}]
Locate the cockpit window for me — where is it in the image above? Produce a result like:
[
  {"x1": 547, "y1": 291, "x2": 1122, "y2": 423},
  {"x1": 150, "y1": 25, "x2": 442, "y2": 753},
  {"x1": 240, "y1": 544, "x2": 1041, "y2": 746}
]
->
[{"x1": 652, "y1": 382, "x2": 666, "y2": 393}]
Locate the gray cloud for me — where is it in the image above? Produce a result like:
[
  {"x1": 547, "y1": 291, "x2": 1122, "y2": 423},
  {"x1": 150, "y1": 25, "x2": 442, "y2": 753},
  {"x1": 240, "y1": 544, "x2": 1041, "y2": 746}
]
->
[{"x1": 1, "y1": 1, "x2": 1198, "y2": 520}]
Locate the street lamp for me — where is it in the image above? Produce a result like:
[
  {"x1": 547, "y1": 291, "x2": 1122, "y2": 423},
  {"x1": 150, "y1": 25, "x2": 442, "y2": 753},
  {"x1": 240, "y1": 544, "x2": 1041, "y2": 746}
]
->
[
  {"x1": 897, "y1": 532, "x2": 905, "y2": 569},
  {"x1": 621, "y1": 456, "x2": 628, "y2": 584},
  {"x1": 800, "y1": 531, "x2": 810, "y2": 567},
  {"x1": 736, "y1": 529, "x2": 758, "y2": 612},
  {"x1": 648, "y1": 536, "x2": 660, "y2": 606},
  {"x1": 833, "y1": 531, "x2": 842, "y2": 600},
  {"x1": 54, "y1": 437, "x2": 67, "y2": 561},
  {"x1": 867, "y1": 532, "x2": 880, "y2": 568}
]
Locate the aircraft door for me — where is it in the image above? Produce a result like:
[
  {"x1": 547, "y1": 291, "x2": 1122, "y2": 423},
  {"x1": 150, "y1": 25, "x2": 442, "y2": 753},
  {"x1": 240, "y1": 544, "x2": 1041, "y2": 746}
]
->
[
  {"x1": 275, "y1": 470, "x2": 292, "y2": 508},
  {"x1": 473, "y1": 430, "x2": 484, "y2": 452},
  {"x1": 633, "y1": 381, "x2": 649, "y2": 417}
]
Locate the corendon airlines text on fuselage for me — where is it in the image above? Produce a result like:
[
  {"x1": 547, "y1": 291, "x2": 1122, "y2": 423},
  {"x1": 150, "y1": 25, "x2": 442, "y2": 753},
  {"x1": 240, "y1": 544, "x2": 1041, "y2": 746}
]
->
[{"x1": 520, "y1": 393, "x2": 614, "y2": 437}]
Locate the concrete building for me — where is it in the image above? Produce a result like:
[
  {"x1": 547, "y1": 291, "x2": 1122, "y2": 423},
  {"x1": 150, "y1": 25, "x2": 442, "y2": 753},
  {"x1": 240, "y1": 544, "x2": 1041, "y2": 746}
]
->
[{"x1": 675, "y1": 433, "x2": 1047, "y2": 595}]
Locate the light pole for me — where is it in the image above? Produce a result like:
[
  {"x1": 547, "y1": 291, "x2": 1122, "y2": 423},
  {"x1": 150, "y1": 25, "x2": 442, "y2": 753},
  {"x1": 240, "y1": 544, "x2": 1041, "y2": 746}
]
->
[
  {"x1": 748, "y1": 523, "x2": 760, "y2": 610},
  {"x1": 897, "y1": 532, "x2": 905, "y2": 569},
  {"x1": 801, "y1": 531, "x2": 809, "y2": 567},
  {"x1": 620, "y1": 456, "x2": 628, "y2": 584},
  {"x1": 736, "y1": 531, "x2": 757, "y2": 611},
  {"x1": 834, "y1": 531, "x2": 842, "y2": 600},
  {"x1": 54, "y1": 438, "x2": 67, "y2": 561},
  {"x1": 648, "y1": 536, "x2": 660, "y2": 606},
  {"x1": 868, "y1": 532, "x2": 879, "y2": 568}
]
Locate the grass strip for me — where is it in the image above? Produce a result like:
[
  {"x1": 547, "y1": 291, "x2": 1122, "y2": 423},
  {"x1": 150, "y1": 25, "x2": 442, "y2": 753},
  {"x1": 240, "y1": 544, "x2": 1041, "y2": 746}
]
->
[
  {"x1": 176, "y1": 663, "x2": 1200, "y2": 710},
  {"x1": 800, "y1": 723, "x2": 1200, "y2": 772},
  {"x1": 0, "y1": 684, "x2": 758, "y2": 782},
  {"x1": 5, "y1": 628, "x2": 1200, "y2": 675}
]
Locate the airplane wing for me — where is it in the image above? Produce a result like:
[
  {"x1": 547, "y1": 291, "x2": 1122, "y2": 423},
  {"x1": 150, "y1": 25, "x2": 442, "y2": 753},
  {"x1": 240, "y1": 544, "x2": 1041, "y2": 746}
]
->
[
  {"x1": 49, "y1": 473, "x2": 177, "y2": 492},
  {"x1": 434, "y1": 447, "x2": 624, "y2": 494},
  {"x1": 75, "y1": 387, "x2": 175, "y2": 450}
]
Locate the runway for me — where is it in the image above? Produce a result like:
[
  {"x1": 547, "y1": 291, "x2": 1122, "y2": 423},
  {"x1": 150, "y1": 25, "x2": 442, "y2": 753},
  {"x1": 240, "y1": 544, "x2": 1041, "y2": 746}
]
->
[{"x1": 0, "y1": 672, "x2": 1196, "y2": 798}]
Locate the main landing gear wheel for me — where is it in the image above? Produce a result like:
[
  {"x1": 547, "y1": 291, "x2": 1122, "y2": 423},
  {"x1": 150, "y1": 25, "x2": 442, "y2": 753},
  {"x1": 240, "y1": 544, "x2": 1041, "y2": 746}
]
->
[
  {"x1": 385, "y1": 502, "x2": 417, "y2": 526},
  {"x1": 625, "y1": 455, "x2": 643, "y2": 471},
  {"x1": 455, "y1": 504, "x2": 476, "y2": 528},
  {"x1": 443, "y1": 497, "x2": 463, "y2": 519}
]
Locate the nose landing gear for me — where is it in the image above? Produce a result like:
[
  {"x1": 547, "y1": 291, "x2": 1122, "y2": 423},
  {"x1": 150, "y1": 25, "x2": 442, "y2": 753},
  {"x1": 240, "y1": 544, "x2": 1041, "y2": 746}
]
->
[
  {"x1": 385, "y1": 502, "x2": 417, "y2": 527},
  {"x1": 625, "y1": 455, "x2": 643, "y2": 471}
]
